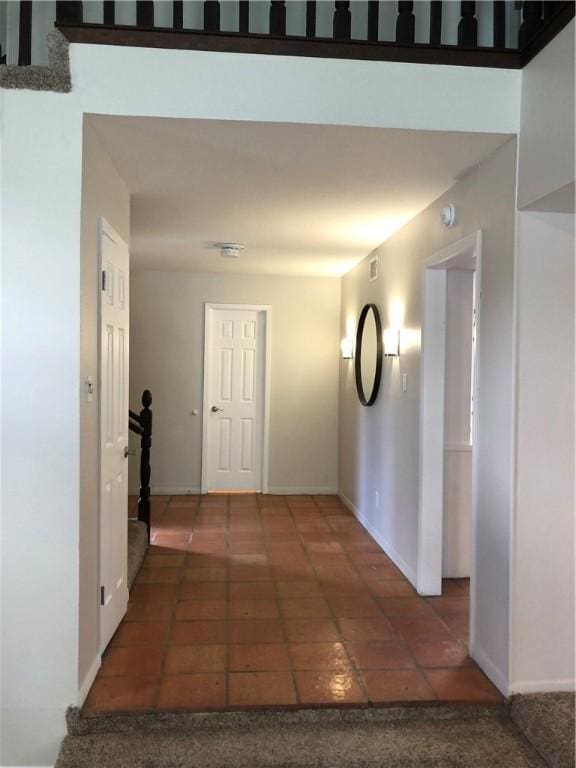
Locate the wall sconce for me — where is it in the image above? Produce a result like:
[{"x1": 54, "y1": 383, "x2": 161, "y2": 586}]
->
[
  {"x1": 341, "y1": 338, "x2": 354, "y2": 359},
  {"x1": 384, "y1": 329, "x2": 400, "y2": 357}
]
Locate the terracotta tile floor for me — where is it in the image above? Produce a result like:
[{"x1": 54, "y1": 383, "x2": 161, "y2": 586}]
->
[{"x1": 84, "y1": 494, "x2": 501, "y2": 714}]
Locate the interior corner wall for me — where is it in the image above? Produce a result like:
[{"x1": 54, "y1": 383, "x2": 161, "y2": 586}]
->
[
  {"x1": 79, "y1": 121, "x2": 130, "y2": 693},
  {"x1": 517, "y1": 19, "x2": 575, "y2": 211},
  {"x1": 338, "y1": 138, "x2": 517, "y2": 692},
  {"x1": 511, "y1": 211, "x2": 575, "y2": 693},
  {"x1": 128, "y1": 271, "x2": 340, "y2": 495},
  {"x1": 1, "y1": 91, "x2": 83, "y2": 767}
]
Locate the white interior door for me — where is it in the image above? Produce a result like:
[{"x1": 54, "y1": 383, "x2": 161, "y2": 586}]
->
[
  {"x1": 202, "y1": 305, "x2": 268, "y2": 492},
  {"x1": 99, "y1": 219, "x2": 130, "y2": 652}
]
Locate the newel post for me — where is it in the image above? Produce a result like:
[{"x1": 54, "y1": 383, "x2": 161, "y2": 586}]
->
[{"x1": 138, "y1": 389, "x2": 153, "y2": 541}]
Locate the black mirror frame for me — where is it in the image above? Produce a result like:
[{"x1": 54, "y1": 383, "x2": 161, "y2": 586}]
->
[{"x1": 355, "y1": 303, "x2": 383, "y2": 407}]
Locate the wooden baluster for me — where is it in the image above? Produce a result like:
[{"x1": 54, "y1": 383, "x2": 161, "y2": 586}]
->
[
  {"x1": 429, "y1": 0, "x2": 442, "y2": 45},
  {"x1": 518, "y1": 0, "x2": 542, "y2": 46},
  {"x1": 367, "y1": 0, "x2": 379, "y2": 42},
  {"x1": 306, "y1": 0, "x2": 316, "y2": 37},
  {"x1": 137, "y1": 390, "x2": 153, "y2": 542},
  {"x1": 56, "y1": 1, "x2": 83, "y2": 23},
  {"x1": 239, "y1": 0, "x2": 249, "y2": 33},
  {"x1": 103, "y1": 0, "x2": 115, "y2": 25},
  {"x1": 270, "y1": 1, "x2": 286, "y2": 36},
  {"x1": 18, "y1": 0, "x2": 32, "y2": 65},
  {"x1": 396, "y1": 1, "x2": 415, "y2": 44},
  {"x1": 204, "y1": 1, "x2": 220, "y2": 32},
  {"x1": 543, "y1": 2, "x2": 557, "y2": 20},
  {"x1": 458, "y1": 1, "x2": 477, "y2": 47},
  {"x1": 173, "y1": 0, "x2": 183, "y2": 29},
  {"x1": 333, "y1": 1, "x2": 351, "y2": 40},
  {"x1": 136, "y1": 1, "x2": 154, "y2": 27},
  {"x1": 493, "y1": 0, "x2": 506, "y2": 47}
]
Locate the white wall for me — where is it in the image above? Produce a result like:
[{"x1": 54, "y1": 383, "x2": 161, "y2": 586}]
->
[
  {"x1": 511, "y1": 211, "x2": 575, "y2": 692},
  {"x1": 339, "y1": 139, "x2": 517, "y2": 693},
  {"x1": 128, "y1": 271, "x2": 340, "y2": 495},
  {"x1": 1, "y1": 91, "x2": 83, "y2": 766},
  {"x1": 0, "y1": 33, "x2": 552, "y2": 768},
  {"x1": 78, "y1": 122, "x2": 130, "y2": 697},
  {"x1": 70, "y1": 44, "x2": 520, "y2": 135},
  {"x1": 443, "y1": 269, "x2": 474, "y2": 578},
  {"x1": 518, "y1": 20, "x2": 575, "y2": 211}
]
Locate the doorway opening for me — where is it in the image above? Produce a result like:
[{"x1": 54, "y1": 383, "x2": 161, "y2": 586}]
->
[{"x1": 418, "y1": 231, "x2": 481, "y2": 634}]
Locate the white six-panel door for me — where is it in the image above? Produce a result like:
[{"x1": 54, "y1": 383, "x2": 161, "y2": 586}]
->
[
  {"x1": 202, "y1": 305, "x2": 269, "y2": 493},
  {"x1": 99, "y1": 220, "x2": 130, "y2": 652}
]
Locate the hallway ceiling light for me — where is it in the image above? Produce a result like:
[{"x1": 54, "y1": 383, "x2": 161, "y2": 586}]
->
[{"x1": 216, "y1": 242, "x2": 245, "y2": 259}]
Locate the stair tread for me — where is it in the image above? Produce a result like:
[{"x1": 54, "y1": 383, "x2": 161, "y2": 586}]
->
[{"x1": 57, "y1": 706, "x2": 545, "y2": 768}]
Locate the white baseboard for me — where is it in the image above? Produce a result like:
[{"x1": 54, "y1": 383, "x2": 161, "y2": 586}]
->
[
  {"x1": 268, "y1": 486, "x2": 338, "y2": 496},
  {"x1": 510, "y1": 678, "x2": 576, "y2": 694},
  {"x1": 338, "y1": 491, "x2": 418, "y2": 587},
  {"x1": 77, "y1": 654, "x2": 101, "y2": 706},
  {"x1": 468, "y1": 641, "x2": 509, "y2": 695},
  {"x1": 129, "y1": 486, "x2": 202, "y2": 496},
  {"x1": 132, "y1": 486, "x2": 339, "y2": 496}
]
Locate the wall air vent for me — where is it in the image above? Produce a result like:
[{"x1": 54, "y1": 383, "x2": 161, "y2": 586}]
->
[{"x1": 369, "y1": 256, "x2": 379, "y2": 282}]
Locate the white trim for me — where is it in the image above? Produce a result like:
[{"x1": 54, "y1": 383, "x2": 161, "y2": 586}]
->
[
  {"x1": 97, "y1": 217, "x2": 130, "y2": 655},
  {"x1": 468, "y1": 232, "x2": 483, "y2": 656},
  {"x1": 417, "y1": 268, "x2": 447, "y2": 596},
  {"x1": 77, "y1": 654, "x2": 101, "y2": 706},
  {"x1": 508, "y1": 207, "x2": 522, "y2": 708},
  {"x1": 510, "y1": 678, "x2": 576, "y2": 694},
  {"x1": 417, "y1": 230, "x2": 482, "y2": 612},
  {"x1": 469, "y1": 640, "x2": 509, "y2": 695},
  {"x1": 339, "y1": 492, "x2": 418, "y2": 587},
  {"x1": 132, "y1": 486, "x2": 339, "y2": 496},
  {"x1": 268, "y1": 486, "x2": 339, "y2": 496},
  {"x1": 423, "y1": 231, "x2": 479, "y2": 269},
  {"x1": 201, "y1": 303, "x2": 271, "y2": 495}
]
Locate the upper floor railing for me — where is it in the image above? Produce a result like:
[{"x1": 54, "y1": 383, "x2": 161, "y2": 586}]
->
[{"x1": 1, "y1": 1, "x2": 574, "y2": 70}]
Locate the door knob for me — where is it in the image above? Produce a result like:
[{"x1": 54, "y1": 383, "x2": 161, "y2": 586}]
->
[
  {"x1": 124, "y1": 446, "x2": 136, "y2": 458},
  {"x1": 211, "y1": 406, "x2": 223, "y2": 413}
]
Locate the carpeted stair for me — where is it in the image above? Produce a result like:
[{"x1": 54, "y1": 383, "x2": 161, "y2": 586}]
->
[
  {"x1": 510, "y1": 693, "x2": 575, "y2": 768},
  {"x1": 127, "y1": 519, "x2": 148, "y2": 590},
  {"x1": 56, "y1": 703, "x2": 549, "y2": 768}
]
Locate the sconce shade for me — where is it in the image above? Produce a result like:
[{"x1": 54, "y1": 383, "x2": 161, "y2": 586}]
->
[
  {"x1": 384, "y1": 329, "x2": 400, "y2": 356},
  {"x1": 341, "y1": 338, "x2": 353, "y2": 359}
]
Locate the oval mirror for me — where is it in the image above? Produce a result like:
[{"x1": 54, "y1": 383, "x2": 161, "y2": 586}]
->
[{"x1": 355, "y1": 304, "x2": 383, "y2": 407}]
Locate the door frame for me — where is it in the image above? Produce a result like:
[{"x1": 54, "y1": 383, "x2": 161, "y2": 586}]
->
[
  {"x1": 201, "y1": 303, "x2": 272, "y2": 495},
  {"x1": 97, "y1": 216, "x2": 130, "y2": 653},
  {"x1": 417, "y1": 230, "x2": 482, "y2": 614}
]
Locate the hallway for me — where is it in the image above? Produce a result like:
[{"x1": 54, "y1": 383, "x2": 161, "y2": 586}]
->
[{"x1": 85, "y1": 494, "x2": 501, "y2": 713}]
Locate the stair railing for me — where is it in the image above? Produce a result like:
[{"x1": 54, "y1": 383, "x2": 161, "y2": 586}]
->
[{"x1": 129, "y1": 389, "x2": 153, "y2": 542}]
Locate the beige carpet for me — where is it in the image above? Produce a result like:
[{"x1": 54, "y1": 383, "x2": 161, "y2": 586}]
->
[
  {"x1": 56, "y1": 704, "x2": 546, "y2": 768},
  {"x1": 511, "y1": 693, "x2": 575, "y2": 768}
]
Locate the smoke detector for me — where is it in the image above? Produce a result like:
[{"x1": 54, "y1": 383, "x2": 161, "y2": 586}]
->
[{"x1": 216, "y1": 242, "x2": 245, "y2": 259}]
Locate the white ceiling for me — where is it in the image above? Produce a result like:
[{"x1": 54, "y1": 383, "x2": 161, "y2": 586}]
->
[{"x1": 90, "y1": 116, "x2": 509, "y2": 277}]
